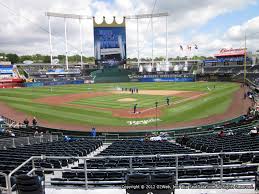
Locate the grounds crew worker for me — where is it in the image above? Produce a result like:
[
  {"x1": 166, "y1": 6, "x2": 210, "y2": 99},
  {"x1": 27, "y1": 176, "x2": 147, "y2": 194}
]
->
[
  {"x1": 133, "y1": 104, "x2": 137, "y2": 114},
  {"x1": 166, "y1": 97, "x2": 170, "y2": 106}
]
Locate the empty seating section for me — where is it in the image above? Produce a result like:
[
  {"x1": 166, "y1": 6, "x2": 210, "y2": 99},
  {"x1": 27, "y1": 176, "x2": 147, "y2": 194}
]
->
[
  {"x1": 49, "y1": 139, "x2": 258, "y2": 185},
  {"x1": 50, "y1": 141, "x2": 195, "y2": 185},
  {"x1": 204, "y1": 65, "x2": 246, "y2": 74},
  {"x1": 203, "y1": 64, "x2": 259, "y2": 75},
  {"x1": 1, "y1": 117, "x2": 259, "y2": 189},
  {"x1": 177, "y1": 124, "x2": 258, "y2": 153},
  {"x1": 176, "y1": 123, "x2": 259, "y2": 182},
  {"x1": 99, "y1": 140, "x2": 194, "y2": 156},
  {"x1": 0, "y1": 139, "x2": 102, "y2": 188}
]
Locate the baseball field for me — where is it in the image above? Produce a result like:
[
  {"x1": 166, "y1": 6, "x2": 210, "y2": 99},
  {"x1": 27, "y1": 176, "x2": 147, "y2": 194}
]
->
[{"x1": 0, "y1": 82, "x2": 250, "y2": 131}]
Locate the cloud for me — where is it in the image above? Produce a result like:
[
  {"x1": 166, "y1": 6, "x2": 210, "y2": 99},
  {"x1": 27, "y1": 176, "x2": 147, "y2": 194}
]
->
[
  {"x1": 225, "y1": 16, "x2": 259, "y2": 41},
  {"x1": 0, "y1": 0, "x2": 257, "y2": 58}
]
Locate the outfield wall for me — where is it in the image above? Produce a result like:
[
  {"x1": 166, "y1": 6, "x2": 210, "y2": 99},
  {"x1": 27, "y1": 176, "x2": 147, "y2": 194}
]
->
[
  {"x1": 0, "y1": 78, "x2": 24, "y2": 88},
  {"x1": 23, "y1": 80, "x2": 84, "y2": 87},
  {"x1": 22, "y1": 77, "x2": 194, "y2": 86},
  {"x1": 139, "y1": 77, "x2": 194, "y2": 82}
]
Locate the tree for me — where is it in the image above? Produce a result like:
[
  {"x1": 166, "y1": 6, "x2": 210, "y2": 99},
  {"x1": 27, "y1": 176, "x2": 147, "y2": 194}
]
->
[
  {"x1": 155, "y1": 56, "x2": 165, "y2": 61},
  {"x1": 19, "y1": 55, "x2": 32, "y2": 63},
  {"x1": 42, "y1": 55, "x2": 51, "y2": 63},
  {"x1": 6, "y1": 53, "x2": 19, "y2": 64}
]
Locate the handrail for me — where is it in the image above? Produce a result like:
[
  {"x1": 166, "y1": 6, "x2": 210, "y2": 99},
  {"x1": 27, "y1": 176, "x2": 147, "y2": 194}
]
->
[
  {"x1": 7, "y1": 157, "x2": 33, "y2": 194},
  {"x1": 6, "y1": 150, "x2": 259, "y2": 194},
  {"x1": 31, "y1": 150, "x2": 259, "y2": 160}
]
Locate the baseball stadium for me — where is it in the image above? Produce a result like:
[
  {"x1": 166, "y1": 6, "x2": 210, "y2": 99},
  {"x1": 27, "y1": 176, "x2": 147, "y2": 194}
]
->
[{"x1": 0, "y1": 1, "x2": 259, "y2": 194}]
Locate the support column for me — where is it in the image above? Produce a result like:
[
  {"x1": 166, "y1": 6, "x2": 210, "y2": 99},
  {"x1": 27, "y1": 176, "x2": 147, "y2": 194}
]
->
[
  {"x1": 129, "y1": 157, "x2": 133, "y2": 174},
  {"x1": 84, "y1": 159, "x2": 88, "y2": 190},
  {"x1": 165, "y1": 15, "x2": 168, "y2": 63},
  {"x1": 64, "y1": 18, "x2": 69, "y2": 70},
  {"x1": 220, "y1": 154, "x2": 224, "y2": 186},
  {"x1": 48, "y1": 16, "x2": 53, "y2": 64},
  {"x1": 175, "y1": 156, "x2": 178, "y2": 186},
  {"x1": 151, "y1": 16, "x2": 154, "y2": 66},
  {"x1": 79, "y1": 18, "x2": 83, "y2": 67},
  {"x1": 137, "y1": 18, "x2": 140, "y2": 67}
]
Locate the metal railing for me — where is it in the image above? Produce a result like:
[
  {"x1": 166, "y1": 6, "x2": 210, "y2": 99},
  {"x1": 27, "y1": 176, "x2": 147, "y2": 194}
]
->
[
  {"x1": 0, "y1": 116, "x2": 20, "y2": 128},
  {"x1": 71, "y1": 135, "x2": 148, "y2": 143},
  {"x1": 4, "y1": 150, "x2": 259, "y2": 194},
  {"x1": 0, "y1": 135, "x2": 59, "y2": 150}
]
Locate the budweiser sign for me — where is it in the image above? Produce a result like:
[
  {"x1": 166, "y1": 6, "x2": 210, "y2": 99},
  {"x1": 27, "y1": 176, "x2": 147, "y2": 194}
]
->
[{"x1": 215, "y1": 48, "x2": 246, "y2": 57}]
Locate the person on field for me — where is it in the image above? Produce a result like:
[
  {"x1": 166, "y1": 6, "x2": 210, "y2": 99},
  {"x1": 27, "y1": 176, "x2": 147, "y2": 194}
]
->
[
  {"x1": 166, "y1": 97, "x2": 170, "y2": 106},
  {"x1": 133, "y1": 104, "x2": 137, "y2": 114},
  {"x1": 32, "y1": 117, "x2": 37, "y2": 128}
]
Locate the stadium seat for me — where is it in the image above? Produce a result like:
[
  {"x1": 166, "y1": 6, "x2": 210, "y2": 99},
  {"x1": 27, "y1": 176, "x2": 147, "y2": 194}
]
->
[
  {"x1": 150, "y1": 173, "x2": 175, "y2": 194},
  {"x1": 126, "y1": 173, "x2": 149, "y2": 194},
  {"x1": 16, "y1": 174, "x2": 43, "y2": 194}
]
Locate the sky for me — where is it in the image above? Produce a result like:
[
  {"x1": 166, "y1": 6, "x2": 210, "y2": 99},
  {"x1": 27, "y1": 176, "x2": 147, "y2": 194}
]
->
[{"x1": 0, "y1": 0, "x2": 259, "y2": 58}]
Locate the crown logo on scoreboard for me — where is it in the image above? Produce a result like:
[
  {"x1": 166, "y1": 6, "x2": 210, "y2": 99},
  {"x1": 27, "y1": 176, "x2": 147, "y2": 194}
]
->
[{"x1": 93, "y1": 16, "x2": 126, "y2": 27}]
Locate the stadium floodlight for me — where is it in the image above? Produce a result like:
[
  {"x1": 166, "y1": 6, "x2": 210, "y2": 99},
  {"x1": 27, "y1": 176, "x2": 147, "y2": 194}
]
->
[
  {"x1": 46, "y1": 12, "x2": 92, "y2": 19},
  {"x1": 125, "y1": 13, "x2": 169, "y2": 66},
  {"x1": 46, "y1": 11, "x2": 169, "y2": 69},
  {"x1": 46, "y1": 12, "x2": 92, "y2": 69},
  {"x1": 125, "y1": 12, "x2": 169, "y2": 19}
]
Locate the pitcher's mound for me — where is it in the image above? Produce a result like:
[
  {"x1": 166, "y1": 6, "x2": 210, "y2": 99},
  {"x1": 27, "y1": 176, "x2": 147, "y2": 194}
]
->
[{"x1": 118, "y1": 98, "x2": 137, "y2": 102}]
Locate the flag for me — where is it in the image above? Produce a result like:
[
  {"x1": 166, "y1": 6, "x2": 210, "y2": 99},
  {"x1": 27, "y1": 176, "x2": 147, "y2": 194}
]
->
[
  {"x1": 180, "y1": 45, "x2": 183, "y2": 51},
  {"x1": 195, "y1": 44, "x2": 198, "y2": 49}
]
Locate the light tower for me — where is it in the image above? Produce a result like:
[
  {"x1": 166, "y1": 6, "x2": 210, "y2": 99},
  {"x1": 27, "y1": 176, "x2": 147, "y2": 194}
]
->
[
  {"x1": 45, "y1": 12, "x2": 92, "y2": 69},
  {"x1": 125, "y1": 13, "x2": 169, "y2": 67}
]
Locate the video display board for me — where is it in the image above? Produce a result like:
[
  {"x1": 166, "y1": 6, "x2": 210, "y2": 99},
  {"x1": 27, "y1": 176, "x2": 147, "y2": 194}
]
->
[{"x1": 93, "y1": 17, "x2": 126, "y2": 67}]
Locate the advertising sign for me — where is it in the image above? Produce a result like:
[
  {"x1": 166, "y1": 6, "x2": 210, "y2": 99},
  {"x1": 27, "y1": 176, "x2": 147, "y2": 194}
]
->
[{"x1": 0, "y1": 65, "x2": 13, "y2": 74}]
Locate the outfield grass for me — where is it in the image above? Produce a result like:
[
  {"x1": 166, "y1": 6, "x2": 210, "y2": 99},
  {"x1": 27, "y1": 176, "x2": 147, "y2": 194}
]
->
[{"x1": 0, "y1": 82, "x2": 239, "y2": 127}]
